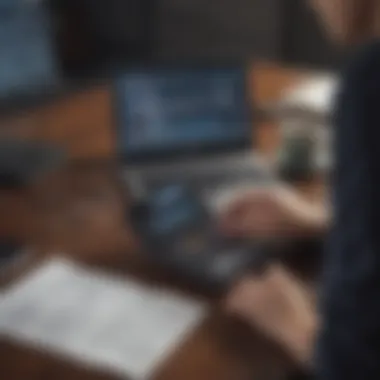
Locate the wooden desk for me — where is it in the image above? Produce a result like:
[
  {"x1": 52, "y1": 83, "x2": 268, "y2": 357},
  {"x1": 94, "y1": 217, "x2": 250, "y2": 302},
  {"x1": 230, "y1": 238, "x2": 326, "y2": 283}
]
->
[{"x1": 0, "y1": 64, "x2": 309, "y2": 380}]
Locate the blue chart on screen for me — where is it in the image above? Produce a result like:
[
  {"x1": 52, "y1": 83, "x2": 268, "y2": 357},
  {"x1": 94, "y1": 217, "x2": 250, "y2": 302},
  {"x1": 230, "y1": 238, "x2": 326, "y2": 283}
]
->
[{"x1": 117, "y1": 68, "x2": 248, "y2": 155}]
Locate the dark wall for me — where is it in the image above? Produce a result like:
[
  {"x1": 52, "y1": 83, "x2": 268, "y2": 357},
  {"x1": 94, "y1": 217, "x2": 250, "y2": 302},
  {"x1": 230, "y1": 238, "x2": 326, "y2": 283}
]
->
[
  {"x1": 52, "y1": 0, "x2": 154, "y2": 76},
  {"x1": 154, "y1": 0, "x2": 283, "y2": 61},
  {"x1": 154, "y1": 0, "x2": 342, "y2": 68},
  {"x1": 56, "y1": 0, "x2": 284, "y2": 65},
  {"x1": 281, "y1": 0, "x2": 342, "y2": 68},
  {"x1": 0, "y1": 1, "x2": 60, "y2": 101},
  {"x1": 0, "y1": 0, "x2": 341, "y2": 103},
  {"x1": 53, "y1": 0, "x2": 342, "y2": 72}
]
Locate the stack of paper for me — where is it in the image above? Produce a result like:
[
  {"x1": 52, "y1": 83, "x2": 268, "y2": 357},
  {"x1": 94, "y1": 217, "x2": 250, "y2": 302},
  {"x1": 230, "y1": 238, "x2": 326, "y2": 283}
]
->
[{"x1": 0, "y1": 257, "x2": 206, "y2": 379}]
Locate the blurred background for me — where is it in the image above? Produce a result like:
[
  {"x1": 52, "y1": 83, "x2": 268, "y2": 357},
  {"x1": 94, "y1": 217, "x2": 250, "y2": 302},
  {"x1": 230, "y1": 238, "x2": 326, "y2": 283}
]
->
[
  {"x1": 0, "y1": 2, "x2": 332, "y2": 380},
  {"x1": 0, "y1": 0, "x2": 340, "y2": 110}
]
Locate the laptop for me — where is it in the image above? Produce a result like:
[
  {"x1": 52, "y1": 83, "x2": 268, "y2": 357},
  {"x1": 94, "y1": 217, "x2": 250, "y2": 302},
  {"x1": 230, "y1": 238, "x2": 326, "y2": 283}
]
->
[
  {"x1": 114, "y1": 66, "x2": 277, "y2": 293},
  {"x1": 114, "y1": 65, "x2": 275, "y2": 211}
]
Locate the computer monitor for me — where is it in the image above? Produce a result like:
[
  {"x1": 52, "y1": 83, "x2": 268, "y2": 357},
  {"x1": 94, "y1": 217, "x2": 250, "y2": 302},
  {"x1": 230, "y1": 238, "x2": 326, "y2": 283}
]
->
[
  {"x1": 115, "y1": 66, "x2": 252, "y2": 162},
  {"x1": 0, "y1": 2, "x2": 60, "y2": 106},
  {"x1": 0, "y1": 0, "x2": 152, "y2": 111}
]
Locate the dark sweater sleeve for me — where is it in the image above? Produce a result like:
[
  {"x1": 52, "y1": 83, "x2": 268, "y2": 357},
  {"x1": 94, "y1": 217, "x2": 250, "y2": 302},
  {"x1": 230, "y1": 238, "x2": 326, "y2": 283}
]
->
[{"x1": 316, "y1": 42, "x2": 380, "y2": 380}]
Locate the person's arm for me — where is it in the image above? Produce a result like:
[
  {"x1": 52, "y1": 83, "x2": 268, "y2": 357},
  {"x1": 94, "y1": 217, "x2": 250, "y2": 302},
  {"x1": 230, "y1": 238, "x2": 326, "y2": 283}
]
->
[
  {"x1": 272, "y1": 185, "x2": 330, "y2": 237},
  {"x1": 317, "y1": 41, "x2": 380, "y2": 380},
  {"x1": 269, "y1": 43, "x2": 380, "y2": 377},
  {"x1": 218, "y1": 184, "x2": 329, "y2": 240},
  {"x1": 281, "y1": 312, "x2": 317, "y2": 368},
  {"x1": 226, "y1": 265, "x2": 318, "y2": 370}
]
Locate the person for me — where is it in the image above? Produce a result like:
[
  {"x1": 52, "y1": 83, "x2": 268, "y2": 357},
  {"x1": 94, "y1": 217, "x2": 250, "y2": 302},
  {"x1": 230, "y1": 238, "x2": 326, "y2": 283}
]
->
[{"x1": 220, "y1": 0, "x2": 380, "y2": 378}]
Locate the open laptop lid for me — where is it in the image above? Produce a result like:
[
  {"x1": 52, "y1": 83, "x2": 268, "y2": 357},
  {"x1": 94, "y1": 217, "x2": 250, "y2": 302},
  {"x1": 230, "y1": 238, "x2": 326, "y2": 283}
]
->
[{"x1": 114, "y1": 65, "x2": 253, "y2": 164}]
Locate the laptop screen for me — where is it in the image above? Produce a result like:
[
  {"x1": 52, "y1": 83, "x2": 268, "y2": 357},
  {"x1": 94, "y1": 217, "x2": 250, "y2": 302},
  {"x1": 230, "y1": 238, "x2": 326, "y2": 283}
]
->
[{"x1": 115, "y1": 67, "x2": 251, "y2": 161}]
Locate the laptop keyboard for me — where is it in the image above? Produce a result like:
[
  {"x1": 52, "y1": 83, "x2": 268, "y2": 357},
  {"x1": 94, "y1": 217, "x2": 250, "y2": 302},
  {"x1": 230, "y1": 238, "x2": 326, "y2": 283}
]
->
[
  {"x1": 171, "y1": 167, "x2": 255, "y2": 189},
  {"x1": 143, "y1": 155, "x2": 273, "y2": 191}
]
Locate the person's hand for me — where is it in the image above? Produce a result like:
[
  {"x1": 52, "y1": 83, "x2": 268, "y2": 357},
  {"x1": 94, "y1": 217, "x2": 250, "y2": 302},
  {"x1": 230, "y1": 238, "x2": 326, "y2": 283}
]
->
[
  {"x1": 225, "y1": 265, "x2": 317, "y2": 365},
  {"x1": 218, "y1": 186, "x2": 327, "y2": 239}
]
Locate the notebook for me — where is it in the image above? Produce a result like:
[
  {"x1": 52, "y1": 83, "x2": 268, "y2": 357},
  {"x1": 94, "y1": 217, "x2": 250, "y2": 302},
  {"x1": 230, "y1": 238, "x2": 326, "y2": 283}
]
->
[{"x1": 0, "y1": 257, "x2": 206, "y2": 379}]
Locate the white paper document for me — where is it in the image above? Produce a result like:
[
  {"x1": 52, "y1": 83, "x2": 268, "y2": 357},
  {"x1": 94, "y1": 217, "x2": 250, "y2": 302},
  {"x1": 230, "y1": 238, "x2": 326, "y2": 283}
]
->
[{"x1": 0, "y1": 257, "x2": 206, "y2": 379}]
